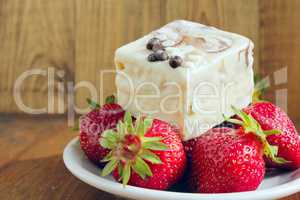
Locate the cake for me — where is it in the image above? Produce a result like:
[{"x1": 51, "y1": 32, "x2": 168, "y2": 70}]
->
[{"x1": 114, "y1": 20, "x2": 254, "y2": 141}]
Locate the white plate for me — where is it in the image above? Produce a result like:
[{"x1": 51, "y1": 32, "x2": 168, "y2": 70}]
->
[{"x1": 63, "y1": 137, "x2": 300, "y2": 200}]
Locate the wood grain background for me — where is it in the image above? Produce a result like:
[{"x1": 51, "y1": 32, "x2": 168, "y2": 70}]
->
[{"x1": 0, "y1": 0, "x2": 299, "y2": 121}]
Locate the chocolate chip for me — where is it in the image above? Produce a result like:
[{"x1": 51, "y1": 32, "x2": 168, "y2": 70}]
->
[
  {"x1": 146, "y1": 37, "x2": 161, "y2": 50},
  {"x1": 148, "y1": 53, "x2": 157, "y2": 62},
  {"x1": 152, "y1": 42, "x2": 164, "y2": 51},
  {"x1": 169, "y1": 56, "x2": 183, "y2": 68},
  {"x1": 155, "y1": 50, "x2": 169, "y2": 61},
  {"x1": 147, "y1": 50, "x2": 169, "y2": 62}
]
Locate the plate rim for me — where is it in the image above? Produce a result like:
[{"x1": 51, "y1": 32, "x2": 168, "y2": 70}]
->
[{"x1": 63, "y1": 137, "x2": 300, "y2": 200}]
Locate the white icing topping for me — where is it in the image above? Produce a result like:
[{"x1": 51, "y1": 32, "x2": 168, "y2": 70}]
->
[
  {"x1": 152, "y1": 20, "x2": 233, "y2": 55},
  {"x1": 115, "y1": 20, "x2": 253, "y2": 71},
  {"x1": 115, "y1": 20, "x2": 255, "y2": 141}
]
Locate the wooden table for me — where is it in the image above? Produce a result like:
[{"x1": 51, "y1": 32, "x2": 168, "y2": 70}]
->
[{"x1": 0, "y1": 115, "x2": 299, "y2": 200}]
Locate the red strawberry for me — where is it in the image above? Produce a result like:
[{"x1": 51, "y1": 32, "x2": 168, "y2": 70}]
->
[
  {"x1": 183, "y1": 121, "x2": 237, "y2": 160},
  {"x1": 242, "y1": 102, "x2": 300, "y2": 169},
  {"x1": 100, "y1": 112, "x2": 186, "y2": 190},
  {"x1": 190, "y1": 127, "x2": 265, "y2": 193},
  {"x1": 79, "y1": 99, "x2": 125, "y2": 165},
  {"x1": 183, "y1": 138, "x2": 199, "y2": 160}
]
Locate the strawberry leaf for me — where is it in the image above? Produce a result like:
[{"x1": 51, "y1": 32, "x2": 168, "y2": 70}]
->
[
  {"x1": 105, "y1": 95, "x2": 116, "y2": 104},
  {"x1": 122, "y1": 162, "x2": 131, "y2": 186},
  {"x1": 264, "y1": 143, "x2": 289, "y2": 164},
  {"x1": 102, "y1": 129, "x2": 118, "y2": 143},
  {"x1": 222, "y1": 114, "x2": 243, "y2": 126},
  {"x1": 117, "y1": 122, "x2": 126, "y2": 139},
  {"x1": 253, "y1": 74, "x2": 269, "y2": 102},
  {"x1": 273, "y1": 156, "x2": 290, "y2": 164},
  {"x1": 266, "y1": 143, "x2": 278, "y2": 156},
  {"x1": 264, "y1": 129, "x2": 282, "y2": 136},
  {"x1": 124, "y1": 111, "x2": 132, "y2": 125},
  {"x1": 231, "y1": 106, "x2": 251, "y2": 126},
  {"x1": 124, "y1": 111, "x2": 134, "y2": 133},
  {"x1": 135, "y1": 157, "x2": 153, "y2": 177},
  {"x1": 143, "y1": 137, "x2": 163, "y2": 142},
  {"x1": 100, "y1": 130, "x2": 118, "y2": 149},
  {"x1": 87, "y1": 98, "x2": 100, "y2": 109},
  {"x1": 143, "y1": 118, "x2": 153, "y2": 136},
  {"x1": 143, "y1": 141, "x2": 168, "y2": 151},
  {"x1": 101, "y1": 159, "x2": 118, "y2": 177},
  {"x1": 135, "y1": 116, "x2": 153, "y2": 137},
  {"x1": 101, "y1": 151, "x2": 113, "y2": 162},
  {"x1": 132, "y1": 160, "x2": 147, "y2": 179},
  {"x1": 99, "y1": 138, "x2": 114, "y2": 149},
  {"x1": 140, "y1": 149, "x2": 162, "y2": 164},
  {"x1": 136, "y1": 116, "x2": 144, "y2": 136},
  {"x1": 226, "y1": 118, "x2": 243, "y2": 126},
  {"x1": 118, "y1": 162, "x2": 123, "y2": 180}
]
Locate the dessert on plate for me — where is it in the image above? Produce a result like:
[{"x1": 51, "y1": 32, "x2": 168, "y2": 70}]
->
[
  {"x1": 77, "y1": 20, "x2": 300, "y2": 193},
  {"x1": 115, "y1": 20, "x2": 254, "y2": 140}
]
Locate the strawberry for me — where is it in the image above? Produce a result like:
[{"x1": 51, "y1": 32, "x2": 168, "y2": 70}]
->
[
  {"x1": 190, "y1": 106, "x2": 287, "y2": 193},
  {"x1": 79, "y1": 97, "x2": 125, "y2": 165},
  {"x1": 183, "y1": 138, "x2": 199, "y2": 161},
  {"x1": 184, "y1": 121, "x2": 237, "y2": 160},
  {"x1": 242, "y1": 102, "x2": 300, "y2": 169},
  {"x1": 100, "y1": 112, "x2": 186, "y2": 190},
  {"x1": 190, "y1": 127, "x2": 265, "y2": 193}
]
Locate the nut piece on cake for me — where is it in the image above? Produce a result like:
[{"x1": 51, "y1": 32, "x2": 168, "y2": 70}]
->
[{"x1": 115, "y1": 20, "x2": 254, "y2": 141}]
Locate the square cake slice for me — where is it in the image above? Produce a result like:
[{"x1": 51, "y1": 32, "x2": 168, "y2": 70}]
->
[{"x1": 114, "y1": 20, "x2": 254, "y2": 141}]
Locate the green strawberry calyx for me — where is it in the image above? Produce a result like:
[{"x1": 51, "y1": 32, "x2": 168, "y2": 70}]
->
[
  {"x1": 86, "y1": 98, "x2": 100, "y2": 109},
  {"x1": 225, "y1": 106, "x2": 289, "y2": 164},
  {"x1": 99, "y1": 111, "x2": 168, "y2": 186},
  {"x1": 105, "y1": 95, "x2": 116, "y2": 104},
  {"x1": 252, "y1": 74, "x2": 269, "y2": 103},
  {"x1": 86, "y1": 95, "x2": 117, "y2": 110}
]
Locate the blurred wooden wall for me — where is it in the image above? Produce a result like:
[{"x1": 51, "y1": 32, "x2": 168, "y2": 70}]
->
[{"x1": 0, "y1": 0, "x2": 299, "y2": 121}]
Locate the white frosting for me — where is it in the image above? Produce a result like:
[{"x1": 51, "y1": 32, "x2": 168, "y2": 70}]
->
[{"x1": 115, "y1": 20, "x2": 254, "y2": 141}]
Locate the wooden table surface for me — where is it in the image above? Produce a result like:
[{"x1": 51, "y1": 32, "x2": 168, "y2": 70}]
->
[{"x1": 0, "y1": 115, "x2": 299, "y2": 200}]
